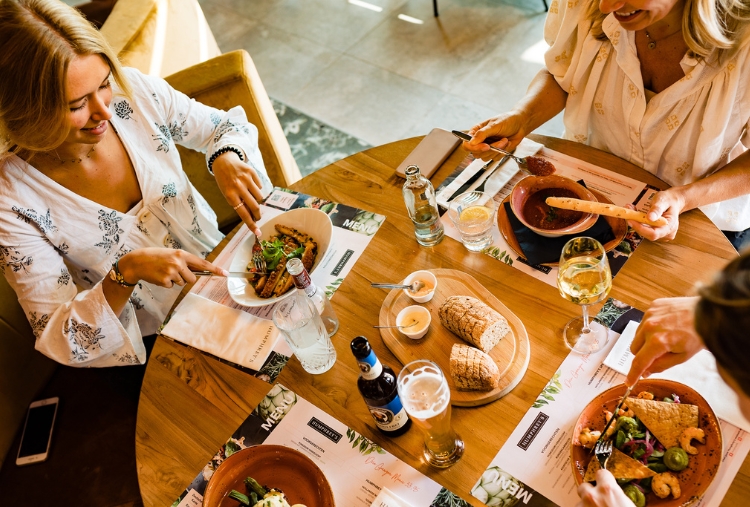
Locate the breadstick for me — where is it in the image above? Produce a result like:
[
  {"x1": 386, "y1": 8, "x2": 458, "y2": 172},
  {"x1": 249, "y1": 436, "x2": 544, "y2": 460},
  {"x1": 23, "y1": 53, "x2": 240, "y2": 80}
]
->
[{"x1": 545, "y1": 197, "x2": 669, "y2": 227}]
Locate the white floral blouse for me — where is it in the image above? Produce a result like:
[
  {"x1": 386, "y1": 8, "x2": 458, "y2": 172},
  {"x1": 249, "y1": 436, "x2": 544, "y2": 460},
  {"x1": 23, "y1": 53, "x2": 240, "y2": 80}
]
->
[
  {"x1": 545, "y1": 1, "x2": 750, "y2": 231},
  {"x1": 0, "y1": 68, "x2": 272, "y2": 367}
]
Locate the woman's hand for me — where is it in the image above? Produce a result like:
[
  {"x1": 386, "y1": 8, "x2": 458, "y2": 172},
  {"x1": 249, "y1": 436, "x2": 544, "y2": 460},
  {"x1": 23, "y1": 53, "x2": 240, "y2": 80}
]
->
[
  {"x1": 576, "y1": 470, "x2": 633, "y2": 507},
  {"x1": 626, "y1": 296, "x2": 705, "y2": 386},
  {"x1": 117, "y1": 248, "x2": 227, "y2": 288},
  {"x1": 463, "y1": 111, "x2": 529, "y2": 155},
  {"x1": 626, "y1": 188, "x2": 685, "y2": 241},
  {"x1": 211, "y1": 150, "x2": 265, "y2": 236}
]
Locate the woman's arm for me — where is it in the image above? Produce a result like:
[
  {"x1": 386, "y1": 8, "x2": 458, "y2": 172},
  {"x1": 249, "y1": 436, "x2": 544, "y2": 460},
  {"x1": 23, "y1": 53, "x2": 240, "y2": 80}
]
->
[
  {"x1": 629, "y1": 148, "x2": 750, "y2": 240},
  {"x1": 464, "y1": 68, "x2": 568, "y2": 153}
]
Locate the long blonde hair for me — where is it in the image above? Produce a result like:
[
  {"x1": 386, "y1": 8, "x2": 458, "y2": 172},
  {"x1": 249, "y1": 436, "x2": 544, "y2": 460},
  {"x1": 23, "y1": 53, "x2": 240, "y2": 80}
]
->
[
  {"x1": 0, "y1": 0, "x2": 132, "y2": 159},
  {"x1": 586, "y1": 0, "x2": 750, "y2": 58}
]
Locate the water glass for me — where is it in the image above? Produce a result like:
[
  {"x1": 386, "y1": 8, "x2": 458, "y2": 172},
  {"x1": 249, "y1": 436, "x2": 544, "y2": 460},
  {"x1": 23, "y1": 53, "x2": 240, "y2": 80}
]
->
[
  {"x1": 396, "y1": 360, "x2": 464, "y2": 468},
  {"x1": 272, "y1": 294, "x2": 337, "y2": 374},
  {"x1": 447, "y1": 192, "x2": 497, "y2": 252}
]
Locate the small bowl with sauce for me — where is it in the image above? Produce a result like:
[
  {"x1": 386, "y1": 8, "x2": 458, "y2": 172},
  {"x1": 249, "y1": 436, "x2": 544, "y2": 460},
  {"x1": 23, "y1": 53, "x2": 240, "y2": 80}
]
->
[
  {"x1": 396, "y1": 305, "x2": 431, "y2": 340},
  {"x1": 510, "y1": 175, "x2": 598, "y2": 238},
  {"x1": 402, "y1": 270, "x2": 438, "y2": 303}
]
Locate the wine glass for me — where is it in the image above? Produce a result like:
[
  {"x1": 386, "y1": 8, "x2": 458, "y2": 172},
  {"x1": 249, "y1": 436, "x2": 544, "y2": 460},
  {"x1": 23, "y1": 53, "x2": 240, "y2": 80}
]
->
[{"x1": 557, "y1": 237, "x2": 612, "y2": 353}]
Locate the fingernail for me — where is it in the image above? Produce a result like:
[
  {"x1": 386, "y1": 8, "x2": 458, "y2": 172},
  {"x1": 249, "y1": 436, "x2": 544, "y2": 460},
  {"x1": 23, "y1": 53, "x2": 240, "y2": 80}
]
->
[
  {"x1": 221, "y1": 269, "x2": 229, "y2": 276},
  {"x1": 254, "y1": 227, "x2": 262, "y2": 238}
]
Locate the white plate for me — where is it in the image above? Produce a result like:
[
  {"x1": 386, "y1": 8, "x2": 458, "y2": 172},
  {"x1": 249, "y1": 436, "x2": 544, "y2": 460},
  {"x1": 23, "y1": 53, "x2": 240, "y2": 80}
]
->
[{"x1": 227, "y1": 208, "x2": 333, "y2": 307}]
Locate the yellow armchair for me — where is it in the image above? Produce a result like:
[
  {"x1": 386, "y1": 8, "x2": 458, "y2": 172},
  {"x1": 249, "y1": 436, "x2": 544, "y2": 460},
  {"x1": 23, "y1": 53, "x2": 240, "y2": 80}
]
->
[
  {"x1": 100, "y1": 0, "x2": 221, "y2": 77},
  {"x1": 166, "y1": 50, "x2": 302, "y2": 230}
]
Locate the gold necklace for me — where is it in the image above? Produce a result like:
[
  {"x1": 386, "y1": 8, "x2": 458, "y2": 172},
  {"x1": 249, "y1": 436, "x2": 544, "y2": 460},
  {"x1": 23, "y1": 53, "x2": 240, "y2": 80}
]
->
[
  {"x1": 644, "y1": 27, "x2": 683, "y2": 50},
  {"x1": 40, "y1": 144, "x2": 96, "y2": 164}
]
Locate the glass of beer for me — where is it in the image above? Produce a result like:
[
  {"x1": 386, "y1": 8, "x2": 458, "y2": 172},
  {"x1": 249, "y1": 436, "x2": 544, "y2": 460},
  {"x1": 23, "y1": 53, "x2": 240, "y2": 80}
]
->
[
  {"x1": 396, "y1": 360, "x2": 464, "y2": 468},
  {"x1": 557, "y1": 237, "x2": 612, "y2": 354}
]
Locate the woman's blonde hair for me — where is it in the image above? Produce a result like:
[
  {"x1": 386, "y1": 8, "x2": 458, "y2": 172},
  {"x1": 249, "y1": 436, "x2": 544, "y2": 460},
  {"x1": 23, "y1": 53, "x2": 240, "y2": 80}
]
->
[
  {"x1": 586, "y1": 0, "x2": 750, "y2": 59},
  {"x1": 0, "y1": 0, "x2": 132, "y2": 159}
]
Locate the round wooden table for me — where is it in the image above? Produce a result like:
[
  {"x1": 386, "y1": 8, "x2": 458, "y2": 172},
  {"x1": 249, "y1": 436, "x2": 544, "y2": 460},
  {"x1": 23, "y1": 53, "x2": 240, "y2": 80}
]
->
[{"x1": 135, "y1": 135, "x2": 746, "y2": 506}]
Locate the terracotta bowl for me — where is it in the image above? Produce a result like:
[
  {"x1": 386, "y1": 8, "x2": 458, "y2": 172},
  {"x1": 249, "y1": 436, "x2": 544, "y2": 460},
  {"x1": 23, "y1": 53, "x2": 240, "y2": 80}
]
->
[{"x1": 510, "y1": 175, "x2": 598, "y2": 238}]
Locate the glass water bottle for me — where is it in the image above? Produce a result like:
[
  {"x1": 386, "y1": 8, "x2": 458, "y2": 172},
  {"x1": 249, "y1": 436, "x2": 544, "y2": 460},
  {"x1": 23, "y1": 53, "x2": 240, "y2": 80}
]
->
[
  {"x1": 402, "y1": 165, "x2": 444, "y2": 246},
  {"x1": 286, "y1": 258, "x2": 339, "y2": 337}
]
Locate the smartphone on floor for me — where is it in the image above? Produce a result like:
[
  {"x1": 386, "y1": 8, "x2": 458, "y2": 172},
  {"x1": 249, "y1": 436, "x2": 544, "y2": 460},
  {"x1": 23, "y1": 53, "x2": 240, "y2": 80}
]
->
[{"x1": 16, "y1": 396, "x2": 59, "y2": 466}]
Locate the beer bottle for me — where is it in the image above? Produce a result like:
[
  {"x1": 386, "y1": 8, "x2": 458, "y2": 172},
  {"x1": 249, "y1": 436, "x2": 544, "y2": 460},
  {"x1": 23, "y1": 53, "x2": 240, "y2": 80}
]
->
[
  {"x1": 350, "y1": 336, "x2": 411, "y2": 436},
  {"x1": 287, "y1": 258, "x2": 339, "y2": 337}
]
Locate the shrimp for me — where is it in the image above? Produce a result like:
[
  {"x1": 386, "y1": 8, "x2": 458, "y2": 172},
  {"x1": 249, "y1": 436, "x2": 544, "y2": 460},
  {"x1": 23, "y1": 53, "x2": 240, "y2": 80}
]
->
[
  {"x1": 617, "y1": 405, "x2": 636, "y2": 418},
  {"x1": 679, "y1": 427, "x2": 706, "y2": 455},
  {"x1": 652, "y1": 472, "x2": 681, "y2": 499},
  {"x1": 579, "y1": 428, "x2": 602, "y2": 448},
  {"x1": 602, "y1": 411, "x2": 617, "y2": 438},
  {"x1": 637, "y1": 391, "x2": 655, "y2": 400}
]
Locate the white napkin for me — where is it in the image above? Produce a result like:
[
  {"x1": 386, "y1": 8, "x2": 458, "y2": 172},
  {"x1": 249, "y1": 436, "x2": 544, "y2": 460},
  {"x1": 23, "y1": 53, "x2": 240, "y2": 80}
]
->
[
  {"x1": 604, "y1": 320, "x2": 750, "y2": 432},
  {"x1": 370, "y1": 487, "x2": 413, "y2": 507},
  {"x1": 161, "y1": 293, "x2": 279, "y2": 370},
  {"x1": 436, "y1": 158, "x2": 486, "y2": 208}
]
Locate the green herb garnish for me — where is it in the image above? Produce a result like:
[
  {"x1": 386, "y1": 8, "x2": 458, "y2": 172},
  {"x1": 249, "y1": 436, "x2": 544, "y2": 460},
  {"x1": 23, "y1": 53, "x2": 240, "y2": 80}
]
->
[{"x1": 260, "y1": 238, "x2": 304, "y2": 271}]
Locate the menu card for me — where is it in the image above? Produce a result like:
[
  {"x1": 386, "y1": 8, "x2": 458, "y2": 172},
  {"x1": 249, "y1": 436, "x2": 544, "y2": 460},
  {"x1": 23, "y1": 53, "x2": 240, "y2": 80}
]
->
[
  {"x1": 162, "y1": 187, "x2": 386, "y2": 382},
  {"x1": 171, "y1": 385, "x2": 471, "y2": 507},
  {"x1": 437, "y1": 140, "x2": 660, "y2": 288},
  {"x1": 470, "y1": 298, "x2": 750, "y2": 507}
]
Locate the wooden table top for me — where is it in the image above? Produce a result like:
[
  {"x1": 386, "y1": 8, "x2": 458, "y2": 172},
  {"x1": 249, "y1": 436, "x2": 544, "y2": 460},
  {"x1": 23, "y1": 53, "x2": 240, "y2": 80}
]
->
[{"x1": 135, "y1": 135, "x2": 748, "y2": 507}]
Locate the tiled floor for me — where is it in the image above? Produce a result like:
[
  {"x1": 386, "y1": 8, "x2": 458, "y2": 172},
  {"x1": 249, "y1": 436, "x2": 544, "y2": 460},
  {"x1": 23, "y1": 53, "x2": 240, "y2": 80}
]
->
[{"x1": 199, "y1": 0, "x2": 564, "y2": 147}]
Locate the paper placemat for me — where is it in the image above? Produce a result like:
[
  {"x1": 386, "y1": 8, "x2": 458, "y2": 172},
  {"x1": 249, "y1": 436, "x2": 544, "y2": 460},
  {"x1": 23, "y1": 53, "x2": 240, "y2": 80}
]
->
[
  {"x1": 172, "y1": 384, "x2": 470, "y2": 507},
  {"x1": 162, "y1": 187, "x2": 386, "y2": 382},
  {"x1": 470, "y1": 298, "x2": 750, "y2": 507},
  {"x1": 438, "y1": 140, "x2": 660, "y2": 287}
]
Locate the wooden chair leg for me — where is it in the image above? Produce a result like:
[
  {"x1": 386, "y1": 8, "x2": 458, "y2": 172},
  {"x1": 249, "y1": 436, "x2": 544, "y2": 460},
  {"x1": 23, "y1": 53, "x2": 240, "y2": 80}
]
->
[{"x1": 433, "y1": 0, "x2": 438, "y2": 17}]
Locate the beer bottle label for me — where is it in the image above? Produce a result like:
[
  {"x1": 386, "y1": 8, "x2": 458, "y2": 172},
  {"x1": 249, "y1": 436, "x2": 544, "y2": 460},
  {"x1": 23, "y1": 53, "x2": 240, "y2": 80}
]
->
[
  {"x1": 368, "y1": 396, "x2": 410, "y2": 432},
  {"x1": 356, "y1": 350, "x2": 383, "y2": 381}
]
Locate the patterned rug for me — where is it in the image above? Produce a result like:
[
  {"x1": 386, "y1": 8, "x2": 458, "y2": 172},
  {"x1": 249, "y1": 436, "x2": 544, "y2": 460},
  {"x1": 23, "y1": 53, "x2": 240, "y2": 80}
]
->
[{"x1": 270, "y1": 98, "x2": 371, "y2": 177}]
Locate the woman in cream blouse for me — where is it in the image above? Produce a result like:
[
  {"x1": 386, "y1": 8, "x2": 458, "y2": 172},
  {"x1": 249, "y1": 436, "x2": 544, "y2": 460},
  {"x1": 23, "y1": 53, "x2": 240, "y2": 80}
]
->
[{"x1": 465, "y1": 0, "x2": 750, "y2": 250}]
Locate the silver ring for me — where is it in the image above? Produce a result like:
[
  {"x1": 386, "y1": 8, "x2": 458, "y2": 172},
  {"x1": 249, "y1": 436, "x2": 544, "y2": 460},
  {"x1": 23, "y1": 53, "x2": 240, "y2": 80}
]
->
[{"x1": 232, "y1": 200, "x2": 244, "y2": 211}]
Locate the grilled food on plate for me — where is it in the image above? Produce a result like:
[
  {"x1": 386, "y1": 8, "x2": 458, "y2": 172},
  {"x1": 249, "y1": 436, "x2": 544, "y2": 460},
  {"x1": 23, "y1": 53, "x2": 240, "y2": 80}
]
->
[{"x1": 246, "y1": 225, "x2": 318, "y2": 298}]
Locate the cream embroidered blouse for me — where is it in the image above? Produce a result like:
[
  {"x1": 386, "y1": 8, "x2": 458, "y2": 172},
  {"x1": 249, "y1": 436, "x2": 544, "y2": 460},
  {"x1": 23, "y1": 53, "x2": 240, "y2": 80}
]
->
[
  {"x1": 544, "y1": 1, "x2": 750, "y2": 231},
  {"x1": 0, "y1": 68, "x2": 272, "y2": 367}
]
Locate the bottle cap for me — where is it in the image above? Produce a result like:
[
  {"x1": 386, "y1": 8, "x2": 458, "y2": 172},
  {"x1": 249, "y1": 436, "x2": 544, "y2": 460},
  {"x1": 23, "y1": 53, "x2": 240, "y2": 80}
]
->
[{"x1": 350, "y1": 336, "x2": 371, "y2": 359}]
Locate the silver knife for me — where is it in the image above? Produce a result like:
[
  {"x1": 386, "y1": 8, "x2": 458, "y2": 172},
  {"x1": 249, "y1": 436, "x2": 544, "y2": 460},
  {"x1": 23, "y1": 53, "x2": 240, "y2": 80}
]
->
[{"x1": 191, "y1": 270, "x2": 264, "y2": 278}]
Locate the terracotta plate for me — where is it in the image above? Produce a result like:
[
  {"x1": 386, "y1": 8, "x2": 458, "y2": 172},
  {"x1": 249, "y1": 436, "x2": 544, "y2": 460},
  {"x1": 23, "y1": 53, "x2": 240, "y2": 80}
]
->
[
  {"x1": 570, "y1": 379, "x2": 722, "y2": 507},
  {"x1": 203, "y1": 445, "x2": 336, "y2": 507},
  {"x1": 498, "y1": 188, "x2": 627, "y2": 267}
]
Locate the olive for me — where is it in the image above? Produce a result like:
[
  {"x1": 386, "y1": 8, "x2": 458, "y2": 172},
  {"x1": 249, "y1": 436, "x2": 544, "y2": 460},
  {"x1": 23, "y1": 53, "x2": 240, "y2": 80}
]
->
[
  {"x1": 664, "y1": 446, "x2": 690, "y2": 471},
  {"x1": 622, "y1": 484, "x2": 646, "y2": 507}
]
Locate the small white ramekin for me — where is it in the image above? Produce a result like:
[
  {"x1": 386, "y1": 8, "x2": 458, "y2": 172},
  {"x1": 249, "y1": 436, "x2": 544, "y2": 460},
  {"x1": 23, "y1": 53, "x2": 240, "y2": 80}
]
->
[
  {"x1": 396, "y1": 305, "x2": 431, "y2": 340},
  {"x1": 402, "y1": 270, "x2": 438, "y2": 303}
]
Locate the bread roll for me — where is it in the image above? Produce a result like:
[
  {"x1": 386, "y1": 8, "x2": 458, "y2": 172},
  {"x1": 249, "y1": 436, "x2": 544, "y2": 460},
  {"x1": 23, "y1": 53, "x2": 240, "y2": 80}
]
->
[
  {"x1": 450, "y1": 344, "x2": 500, "y2": 391},
  {"x1": 438, "y1": 296, "x2": 510, "y2": 353}
]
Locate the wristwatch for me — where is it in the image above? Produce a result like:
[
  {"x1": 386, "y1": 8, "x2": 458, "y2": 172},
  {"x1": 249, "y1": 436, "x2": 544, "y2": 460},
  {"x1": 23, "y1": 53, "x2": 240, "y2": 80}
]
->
[{"x1": 109, "y1": 259, "x2": 137, "y2": 288}]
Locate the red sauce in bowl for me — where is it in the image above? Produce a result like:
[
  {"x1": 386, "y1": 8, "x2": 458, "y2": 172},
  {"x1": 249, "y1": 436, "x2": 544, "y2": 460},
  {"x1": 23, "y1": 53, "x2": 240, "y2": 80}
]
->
[{"x1": 522, "y1": 188, "x2": 583, "y2": 230}]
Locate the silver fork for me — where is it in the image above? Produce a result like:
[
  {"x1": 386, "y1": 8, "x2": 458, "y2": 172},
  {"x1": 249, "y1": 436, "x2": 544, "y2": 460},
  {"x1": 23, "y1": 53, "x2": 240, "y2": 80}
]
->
[
  {"x1": 252, "y1": 251, "x2": 267, "y2": 273},
  {"x1": 594, "y1": 439, "x2": 613, "y2": 468}
]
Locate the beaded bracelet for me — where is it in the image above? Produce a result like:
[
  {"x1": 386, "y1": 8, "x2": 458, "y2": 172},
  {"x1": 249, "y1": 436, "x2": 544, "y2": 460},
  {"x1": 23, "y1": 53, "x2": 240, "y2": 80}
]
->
[
  {"x1": 109, "y1": 259, "x2": 137, "y2": 288},
  {"x1": 207, "y1": 146, "x2": 245, "y2": 175}
]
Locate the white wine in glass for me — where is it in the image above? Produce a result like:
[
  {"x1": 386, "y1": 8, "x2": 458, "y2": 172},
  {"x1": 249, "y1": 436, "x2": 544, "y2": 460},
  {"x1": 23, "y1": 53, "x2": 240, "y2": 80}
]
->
[{"x1": 557, "y1": 237, "x2": 612, "y2": 353}]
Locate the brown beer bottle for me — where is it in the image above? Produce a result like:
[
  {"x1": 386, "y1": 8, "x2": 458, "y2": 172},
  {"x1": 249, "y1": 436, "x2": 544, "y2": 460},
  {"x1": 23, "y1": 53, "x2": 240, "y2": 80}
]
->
[{"x1": 350, "y1": 336, "x2": 411, "y2": 436}]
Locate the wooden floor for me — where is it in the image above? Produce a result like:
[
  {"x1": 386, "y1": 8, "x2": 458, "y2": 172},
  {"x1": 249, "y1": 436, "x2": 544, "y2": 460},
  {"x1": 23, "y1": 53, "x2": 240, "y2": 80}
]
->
[{"x1": 0, "y1": 351, "x2": 150, "y2": 506}]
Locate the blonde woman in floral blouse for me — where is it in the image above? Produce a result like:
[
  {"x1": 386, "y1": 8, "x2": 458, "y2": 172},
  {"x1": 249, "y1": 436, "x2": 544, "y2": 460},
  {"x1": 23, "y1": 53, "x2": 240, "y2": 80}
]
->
[
  {"x1": 0, "y1": 0, "x2": 273, "y2": 366},
  {"x1": 464, "y1": 0, "x2": 750, "y2": 251}
]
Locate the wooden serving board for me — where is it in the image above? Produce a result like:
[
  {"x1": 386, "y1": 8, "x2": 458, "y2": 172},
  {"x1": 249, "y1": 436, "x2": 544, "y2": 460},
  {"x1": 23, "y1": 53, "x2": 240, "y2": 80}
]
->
[{"x1": 378, "y1": 269, "x2": 530, "y2": 407}]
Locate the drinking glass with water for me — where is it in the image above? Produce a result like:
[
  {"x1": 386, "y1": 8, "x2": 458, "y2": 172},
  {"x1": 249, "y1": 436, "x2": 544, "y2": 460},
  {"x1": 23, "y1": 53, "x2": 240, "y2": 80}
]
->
[{"x1": 272, "y1": 293, "x2": 337, "y2": 374}]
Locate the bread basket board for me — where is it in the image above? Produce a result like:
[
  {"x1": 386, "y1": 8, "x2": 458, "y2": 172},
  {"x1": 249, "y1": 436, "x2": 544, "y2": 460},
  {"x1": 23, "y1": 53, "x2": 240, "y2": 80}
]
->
[{"x1": 378, "y1": 269, "x2": 530, "y2": 407}]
